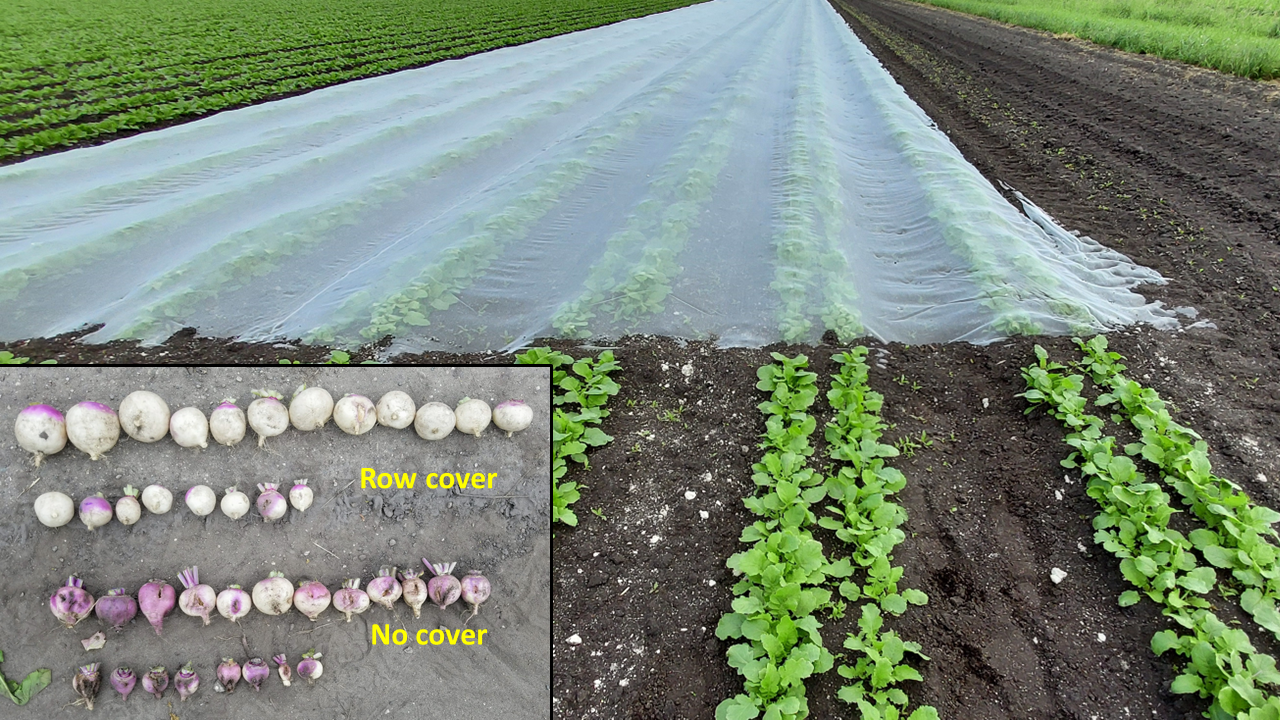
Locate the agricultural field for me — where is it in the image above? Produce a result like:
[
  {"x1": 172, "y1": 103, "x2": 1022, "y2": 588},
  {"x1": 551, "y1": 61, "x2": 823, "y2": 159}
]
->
[
  {"x1": 0, "y1": 0, "x2": 707, "y2": 161},
  {"x1": 905, "y1": 0, "x2": 1280, "y2": 79},
  {"x1": 1, "y1": 0, "x2": 1280, "y2": 717}
]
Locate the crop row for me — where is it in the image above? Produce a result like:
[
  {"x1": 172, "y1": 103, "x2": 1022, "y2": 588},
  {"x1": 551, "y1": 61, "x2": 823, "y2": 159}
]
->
[
  {"x1": 770, "y1": 25, "x2": 863, "y2": 345},
  {"x1": 515, "y1": 348, "x2": 620, "y2": 527},
  {"x1": 716, "y1": 351, "x2": 932, "y2": 720},
  {"x1": 549, "y1": 4, "x2": 788, "y2": 339},
  {"x1": 1022, "y1": 345, "x2": 1280, "y2": 718},
  {"x1": 1073, "y1": 336, "x2": 1280, "y2": 640},
  {"x1": 0, "y1": 0, "x2": 710, "y2": 161}
]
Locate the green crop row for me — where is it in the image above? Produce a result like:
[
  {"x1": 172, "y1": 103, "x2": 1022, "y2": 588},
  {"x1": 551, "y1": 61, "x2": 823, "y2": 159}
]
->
[
  {"x1": 1074, "y1": 336, "x2": 1280, "y2": 641},
  {"x1": 1022, "y1": 344, "x2": 1280, "y2": 718},
  {"x1": 514, "y1": 347, "x2": 620, "y2": 527},
  {"x1": 0, "y1": 0, "x2": 711, "y2": 161}
]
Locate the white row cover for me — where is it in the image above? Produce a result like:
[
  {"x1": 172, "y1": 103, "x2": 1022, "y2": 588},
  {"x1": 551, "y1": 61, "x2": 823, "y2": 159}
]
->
[{"x1": 0, "y1": 0, "x2": 1183, "y2": 351}]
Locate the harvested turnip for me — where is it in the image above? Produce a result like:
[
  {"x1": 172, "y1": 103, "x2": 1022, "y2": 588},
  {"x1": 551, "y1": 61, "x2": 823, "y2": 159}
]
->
[
  {"x1": 141, "y1": 484, "x2": 172, "y2": 514},
  {"x1": 414, "y1": 402, "x2": 455, "y2": 440},
  {"x1": 73, "y1": 663, "x2": 101, "y2": 710},
  {"x1": 170, "y1": 407, "x2": 209, "y2": 449},
  {"x1": 293, "y1": 580, "x2": 331, "y2": 621},
  {"x1": 334, "y1": 394, "x2": 376, "y2": 435},
  {"x1": 138, "y1": 580, "x2": 175, "y2": 635},
  {"x1": 34, "y1": 491, "x2": 74, "y2": 528},
  {"x1": 216, "y1": 585, "x2": 251, "y2": 623},
  {"x1": 423, "y1": 559, "x2": 461, "y2": 610},
  {"x1": 116, "y1": 486, "x2": 141, "y2": 525},
  {"x1": 79, "y1": 494, "x2": 112, "y2": 531},
  {"x1": 376, "y1": 391, "x2": 416, "y2": 429},
  {"x1": 366, "y1": 566, "x2": 402, "y2": 610},
  {"x1": 454, "y1": 398, "x2": 491, "y2": 437},
  {"x1": 209, "y1": 399, "x2": 246, "y2": 446},
  {"x1": 185, "y1": 485, "x2": 216, "y2": 516},
  {"x1": 110, "y1": 667, "x2": 135, "y2": 702},
  {"x1": 177, "y1": 567, "x2": 215, "y2": 625},
  {"x1": 289, "y1": 479, "x2": 313, "y2": 512},
  {"x1": 252, "y1": 571, "x2": 294, "y2": 615},
  {"x1": 493, "y1": 400, "x2": 533, "y2": 437},
  {"x1": 95, "y1": 588, "x2": 138, "y2": 632},
  {"x1": 289, "y1": 385, "x2": 334, "y2": 431},
  {"x1": 175, "y1": 663, "x2": 199, "y2": 701},
  {"x1": 50, "y1": 575, "x2": 95, "y2": 628},
  {"x1": 243, "y1": 658, "x2": 269, "y2": 691},
  {"x1": 142, "y1": 666, "x2": 168, "y2": 699},
  {"x1": 66, "y1": 401, "x2": 120, "y2": 460},
  {"x1": 399, "y1": 569, "x2": 427, "y2": 618},
  {"x1": 15, "y1": 404, "x2": 66, "y2": 467},
  {"x1": 257, "y1": 483, "x2": 287, "y2": 521},
  {"x1": 247, "y1": 390, "x2": 288, "y2": 447},
  {"x1": 217, "y1": 659, "x2": 240, "y2": 694},
  {"x1": 220, "y1": 486, "x2": 250, "y2": 519},
  {"x1": 460, "y1": 570, "x2": 491, "y2": 625},
  {"x1": 296, "y1": 650, "x2": 322, "y2": 684},
  {"x1": 118, "y1": 391, "x2": 169, "y2": 443},
  {"x1": 333, "y1": 579, "x2": 370, "y2": 622}
]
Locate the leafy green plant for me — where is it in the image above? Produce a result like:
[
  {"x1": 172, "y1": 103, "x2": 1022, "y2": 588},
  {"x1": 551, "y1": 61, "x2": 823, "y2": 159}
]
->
[
  {"x1": 516, "y1": 347, "x2": 620, "y2": 526},
  {"x1": 836, "y1": 605, "x2": 938, "y2": 720},
  {"x1": 0, "y1": 650, "x2": 50, "y2": 706},
  {"x1": 0, "y1": 351, "x2": 55, "y2": 365}
]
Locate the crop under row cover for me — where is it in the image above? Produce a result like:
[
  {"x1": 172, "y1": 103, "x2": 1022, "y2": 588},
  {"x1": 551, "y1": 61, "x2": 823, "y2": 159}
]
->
[{"x1": 0, "y1": 0, "x2": 1185, "y2": 350}]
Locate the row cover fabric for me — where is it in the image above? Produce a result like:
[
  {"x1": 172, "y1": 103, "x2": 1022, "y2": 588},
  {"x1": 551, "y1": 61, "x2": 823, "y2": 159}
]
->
[{"x1": 0, "y1": 0, "x2": 1184, "y2": 351}]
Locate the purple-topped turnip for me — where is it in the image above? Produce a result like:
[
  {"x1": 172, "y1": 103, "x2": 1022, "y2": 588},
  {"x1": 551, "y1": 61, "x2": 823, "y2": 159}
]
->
[
  {"x1": 217, "y1": 584, "x2": 252, "y2": 623},
  {"x1": 142, "y1": 666, "x2": 168, "y2": 699},
  {"x1": 399, "y1": 569, "x2": 427, "y2": 618},
  {"x1": 73, "y1": 663, "x2": 101, "y2": 710},
  {"x1": 242, "y1": 658, "x2": 269, "y2": 691},
  {"x1": 14, "y1": 404, "x2": 66, "y2": 466},
  {"x1": 423, "y1": 559, "x2": 461, "y2": 610},
  {"x1": 461, "y1": 570, "x2": 491, "y2": 625},
  {"x1": 138, "y1": 579, "x2": 175, "y2": 635},
  {"x1": 50, "y1": 575, "x2": 95, "y2": 628},
  {"x1": 210, "y1": 399, "x2": 246, "y2": 446},
  {"x1": 293, "y1": 580, "x2": 331, "y2": 621},
  {"x1": 296, "y1": 650, "x2": 323, "y2": 684},
  {"x1": 177, "y1": 567, "x2": 215, "y2": 625},
  {"x1": 217, "y1": 658, "x2": 240, "y2": 693},
  {"x1": 256, "y1": 483, "x2": 287, "y2": 521},
  {"x1": 175, "y1": 663, "x2": 199, "y2": 701},
  {"x1": 79, "y1": 494, "x2": 112, "y2": 531},
  {"x1": 366, "y1": 566, "x2": 401, "y2": 610},
  {"x1": 110, "y1": 667, "x2": 135, "y2": 701},
  {"x1": 273, "y1": 654, "x2": 291, "y2": 687},
  {"x1": 334, "y1": 578, "x2": 370, "y2": 622},
  {"x1": 66, "y1": 401, "x2": 119, "y2": 460},
  {"x1": 95, "y1": 588, "x2": 137, "y2": 631}
]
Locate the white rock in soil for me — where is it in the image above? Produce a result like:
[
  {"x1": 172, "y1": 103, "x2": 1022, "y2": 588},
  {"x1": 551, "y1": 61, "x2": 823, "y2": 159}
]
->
[
  {"x1": 649, "y1": 534, "x2": 661, "y2": 545},
  {"x1": 699, "y1": 510, "x2": 709, "y2": 520},
  {"x1": 685, "y1": 490, "x2": 696, "y2": 500},
  {"x1": 982, "y1": 398, "x2": 990, "y2": 409},
  {"x1": 1050, "y1": 567, "x2": 1068, "y2": 584},
  {"x1": 566, "y1": 634, "x2": 582, "y2": 645},
  {"x1": 681, "y1": 363, "x2": 694, "y2": 378},
  {"x1": 1259, "y1": 473, "x2": 1269, "y2": 484},
  {"x1": 1097, "y1": 632, "x2": 1106, "y2": 642}
]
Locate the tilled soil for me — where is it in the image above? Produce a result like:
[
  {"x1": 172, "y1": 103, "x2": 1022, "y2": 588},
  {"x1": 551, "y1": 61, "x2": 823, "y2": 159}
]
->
[{"x1": 552, "y1": 2, "x2": 1280, "y2": 718}]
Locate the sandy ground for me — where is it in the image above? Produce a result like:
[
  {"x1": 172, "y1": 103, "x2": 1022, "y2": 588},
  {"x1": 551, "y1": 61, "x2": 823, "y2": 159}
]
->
[{"x1": 0, "y1": 365, "x2": 549, "y2": 717}]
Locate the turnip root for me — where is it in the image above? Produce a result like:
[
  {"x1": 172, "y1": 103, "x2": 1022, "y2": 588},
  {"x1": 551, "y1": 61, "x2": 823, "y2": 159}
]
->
[
  {"x1": 333, "y1": 394, "x2": 376, "y2": 435},
  {"x1": 34, "y1": 491, "x2": 74, "y2": 527},
  {"x1": 493, "y1": 400, "x2": 533, "y2": 437},
  {"x1": 414, "y1": 402, "x2": 455, "y2": 441},
  {"x1": 170, "y1": 407, "x2": 209, "y2": 449},
  {"x1": 209, "y1": 399, "x2": 246, "y2": 446},
  {"x1": 185, "y1": 485, "x2": 216, "y2": 516},
  {"x1": 247, "y1": 390, "x2": 288, "y2": 447},
  {"x1": 376, "y1": 391, "x2": 416, "y2": 429},
  {"x1": 252, "y1": 571, "x2": 294, "y2": 615},
  {"x1": 141, "y1": 484, "x2": 173, "y2": 514},
  {"x1": 289, "y1": 386, "x2": 333, "y2": 431},
  {"x1": 118, "y1": 391, "x2": 169, "y2": 443},
  {"x1": 454, "y1": 398, "x2": 491, "y2": 437},
  {"x1": 115, "y1": 486, "x2": 141, "y2": 526},
  {"x1": 15, "y1": 404, "x2": 66, "y2": 467},
  {"x1": 66, "y1": 401, "x2": 120, "y2": 460}
]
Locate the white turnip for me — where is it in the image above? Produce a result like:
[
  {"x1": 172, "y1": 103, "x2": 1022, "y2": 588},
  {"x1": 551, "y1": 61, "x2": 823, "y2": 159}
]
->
[
  {"x1": 220, "y1": 487, "x2": 250, "y2": 520},
  {"x1": 247, "y1": 390, "x2": 288, "y2": 447},
  {"x1": 141, "y1": 485, "x2": 173, "y2": 514},
  {"x1": 376, "y1": 391, "x2": 415, "y2": 429},
  {"x1": 116, "y1": 486, "x2": 141, "y2": 526},
  {"x1": 170, "y1": 407, "x2": 208, "y2": 449},
  {"x1": 333, "y1": 394, "x2": 376, "y2": 435},
  {"x1": 34, "y1": 491, "x2": 74, "y2": 527},
  {"x1": 454, "y1": 398, "x2": 491, "y2": 437},
  {"x1": 118, "y1": 391, "x2": 169, "y2": 443},
  {"x1": 493, "y1": 400, "x2": 533, "y2": 437},
  {"x1": 209, "y1": 399, "x2": 246, "y2": 446},
  {"x1": 66, "y1": 401, "x2": 120, "y2": 460},
  {"x1": 252, "y1": 571, "x2": 294, "y2": 615},
  {"x1": 185, "y1": 485, "x2": 216, "y2": 516},
  {"x1": 289, "y1": 386, "x2": 333, "y2": 431},
  {"x1": 414, "y1": 402, "x2": 455, "y2": 441}
]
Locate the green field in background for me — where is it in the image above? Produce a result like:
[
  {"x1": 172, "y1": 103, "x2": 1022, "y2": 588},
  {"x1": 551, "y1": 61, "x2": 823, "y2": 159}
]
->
[
  {"x1": 0, "y1": 0, "x2": 706, "y2": 162},
  {"x1": 909, "y1": 0, "x2": 1280, "y2": 80}
]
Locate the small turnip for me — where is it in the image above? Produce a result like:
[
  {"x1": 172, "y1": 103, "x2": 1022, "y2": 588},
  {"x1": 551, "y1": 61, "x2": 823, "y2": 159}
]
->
[
  {"x1": 216, "y1": 585, "x2": 251, "y2": 623},
  {"x1": 141, "y1": 484, "x2": 173, "y2": 514},
  {"x1": 66, "y1": 401, "x2": 120, "y2": 460},
  {"x1": 247, "y1": 390, "x2": 288, "y2": 447},
  {"x1": 454, "y1": 398, "x2": 491, "y2": 437},
  {"x1": 376, "y1": 390, "x2": 416, "y2": 429},
  {"x1": 333, "y1": 394, "x2": 376, "y2": 435},
  {"x1": 79, "y1": 494, "x2": 113, "y2": 530},
  {"x1": 34, "y1": 491, "x2": 75, "y2": 527},
  {"x1": 414, "y1": 402, "x2": 455, "y2": 441},
  {"x1": 15, "y1": 404, "x2": 67, "y2": 467},
  {"x1": 209, "y1": 399, "x2": 246, "y2": 446},
  {"x1": 493, "y1": 400, "x2": 533, "y2": 437},
  {"x1": 115, "y1": 486, "x2": 141, "y2": 525},
  {"x1": 185, "y1": 485, "x2": 216, "y2": 516},
  {"x1": 220, "y1": 487, "x2": 250, "y2": 520},
  {"x1": 289, "y1": 385, "x2": 334, "y2": 431},
  {"x1": 118, "y1": 391, "x2": 170, "y2": 443},
  {"x1": 289, "y1": 479, "x2": 313, "y2": 512},
  {"x1": 170, "y1": 407, "x2": 208, "y2": 449}
]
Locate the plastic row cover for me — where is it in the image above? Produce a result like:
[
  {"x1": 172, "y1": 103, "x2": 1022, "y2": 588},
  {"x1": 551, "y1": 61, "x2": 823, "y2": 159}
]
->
[{"x1": 0, "y1": 0, "x2": 1184, "y2": 350}]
